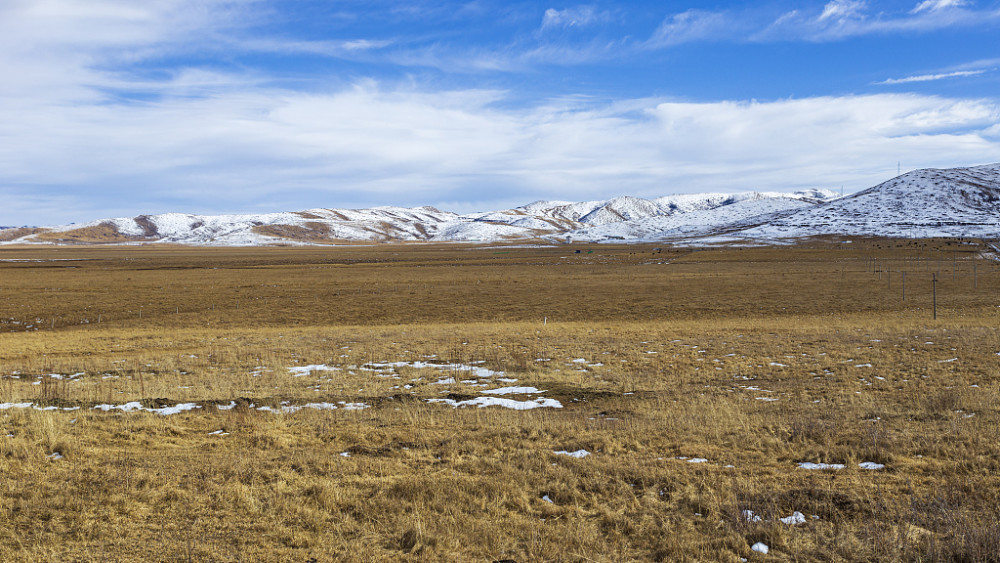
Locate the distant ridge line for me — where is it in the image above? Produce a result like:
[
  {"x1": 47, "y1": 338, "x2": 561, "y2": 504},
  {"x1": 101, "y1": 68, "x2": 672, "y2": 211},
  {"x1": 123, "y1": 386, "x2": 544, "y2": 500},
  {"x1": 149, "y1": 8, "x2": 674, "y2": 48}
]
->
[{"x1": 3, "y1": 164, "x2": 999, "y2": 246}]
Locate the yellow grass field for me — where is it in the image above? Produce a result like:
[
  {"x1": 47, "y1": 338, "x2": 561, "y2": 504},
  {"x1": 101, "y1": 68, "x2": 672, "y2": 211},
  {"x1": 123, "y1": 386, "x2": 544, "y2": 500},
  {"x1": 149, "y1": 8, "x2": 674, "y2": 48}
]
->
[{"x1": 1, "y1": 239, "x2": 998, "y2": 562}]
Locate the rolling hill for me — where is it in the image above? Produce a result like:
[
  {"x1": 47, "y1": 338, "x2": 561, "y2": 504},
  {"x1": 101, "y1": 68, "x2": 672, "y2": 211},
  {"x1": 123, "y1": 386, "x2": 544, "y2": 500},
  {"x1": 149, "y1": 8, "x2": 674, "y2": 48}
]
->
[{"x1": 3, "y1": 164, "x2": 998, "y2": 245}]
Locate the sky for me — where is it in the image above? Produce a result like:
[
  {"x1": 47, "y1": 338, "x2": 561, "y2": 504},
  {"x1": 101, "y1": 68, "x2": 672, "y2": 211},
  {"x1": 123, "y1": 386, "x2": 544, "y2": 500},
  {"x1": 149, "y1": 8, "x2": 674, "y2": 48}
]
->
[{"x1": 1, "y1": 0, "x2": 999, "y2": 225}]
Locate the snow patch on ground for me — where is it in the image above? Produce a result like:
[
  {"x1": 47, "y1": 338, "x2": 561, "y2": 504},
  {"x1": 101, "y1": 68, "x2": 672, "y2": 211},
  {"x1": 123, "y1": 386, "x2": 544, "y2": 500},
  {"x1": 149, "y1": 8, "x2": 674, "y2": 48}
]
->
[
  {"x1": 427, "y1": 397, "x2": 563, "y2": 410},
  {"x1": 367, "y1": 361, "x2": 504, "y2": 379},
  {"x1": 858, "y1": 462, "x2": 885, "y2": 470},
  {"x1": 798, "y1": 462, "x2": 845, "y2": 470},
  {"x1": 482, "y1": 386, "x2": 544, "y2": 395},
  {"x1": 780, "y1": 512, "x2": 806, "y2": 525},
  {"x1": 553, "y1": 449, "x2": 590, "y2": 458},
  {"x1": 288, "y1": 364, "x2": 340, "y2": 377}
]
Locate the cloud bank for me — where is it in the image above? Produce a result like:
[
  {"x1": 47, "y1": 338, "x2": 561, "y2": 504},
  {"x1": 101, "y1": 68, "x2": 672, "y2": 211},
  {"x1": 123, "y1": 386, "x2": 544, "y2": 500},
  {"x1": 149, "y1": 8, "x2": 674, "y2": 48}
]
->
[{"x1": 3, "y1": 80, "x2": 998, "y2": 224}]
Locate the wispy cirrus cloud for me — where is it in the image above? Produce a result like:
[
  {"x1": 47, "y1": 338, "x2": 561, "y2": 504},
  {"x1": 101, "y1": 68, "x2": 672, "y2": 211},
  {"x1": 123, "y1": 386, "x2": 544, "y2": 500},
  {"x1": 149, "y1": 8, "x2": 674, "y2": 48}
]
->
[
  {"x1": 540, "y1": 5, "x2": 611, "y2": 30},
  {"x1": 646, "y1": 9, "x2": 743, "y2": 48},
  {"x1": 911, "y1": 0, "x2": 970, "y2": 14},
  {"x1": 647, "y1": 1, "x2": 1000, "y2": 47},
  {"x1": 817, "y1": 0, "x2": 868, "y2": 22},
  {"x1": 878, "y1": 69, "x2": 987, "y2": 84},
  {"x1": 232, "y1": 37, "x2": 395, "y2": 58},
  {"x1": 759, "y1": 0, "x2": 1000, "y2": 41}
]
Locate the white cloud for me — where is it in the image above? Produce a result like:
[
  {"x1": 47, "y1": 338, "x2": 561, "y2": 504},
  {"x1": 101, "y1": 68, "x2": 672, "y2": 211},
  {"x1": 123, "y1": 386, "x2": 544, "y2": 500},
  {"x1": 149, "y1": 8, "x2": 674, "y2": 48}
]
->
[
  {"x1": 234, "y1": 37, "x2": 394, "y2": 58},
  {"x1": 649, "y1": 1, "x2": 998, "y2": 46},
  {"x1": 541, "y1": 6, "x2": 607, "y2": 30},
  {"x1": 818, "y1": 0, "x2": 868, "y2": 22},
  {"x1": 2, "y1": 79, "x2": 998, "y2": 224},
  {"x1": 647, "y1": 9, "x2": 739, "y2": 47},
  {"x1": 645, "y1": 95, "x2": 998, "y2": 187},
  {"x1": 878, "y1": 69, "x2": 987, "y2": 84},
  {"x1": 755, "y1": 0, "x2": 999, "y2": 41},
  {"x1": 0, "y1": 0, "x2": 253, "y2": 102},
  {"x1": 912, "y1": 0, "x2": 970, "y2": 14}
]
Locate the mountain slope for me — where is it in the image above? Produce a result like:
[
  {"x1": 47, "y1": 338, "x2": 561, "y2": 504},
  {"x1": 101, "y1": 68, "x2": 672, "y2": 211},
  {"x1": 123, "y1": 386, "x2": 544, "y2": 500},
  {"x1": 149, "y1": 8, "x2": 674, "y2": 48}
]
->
[
  {"x1": 737, "y1": 164, "x2": 1000, "y2": 240},
  {"x1": 2, "y1": 164, "x2": 998, "y2": 245},
  {"x1": 1, "y1": 190, "x2": 835, "y2": 245}
]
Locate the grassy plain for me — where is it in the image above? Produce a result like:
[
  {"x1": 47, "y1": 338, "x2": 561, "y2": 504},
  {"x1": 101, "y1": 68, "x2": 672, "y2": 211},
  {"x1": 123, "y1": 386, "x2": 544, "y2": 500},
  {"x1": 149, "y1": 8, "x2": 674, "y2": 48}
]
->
[{"x1": 1, "y1": 239, "x2": 999, "y2": 562}]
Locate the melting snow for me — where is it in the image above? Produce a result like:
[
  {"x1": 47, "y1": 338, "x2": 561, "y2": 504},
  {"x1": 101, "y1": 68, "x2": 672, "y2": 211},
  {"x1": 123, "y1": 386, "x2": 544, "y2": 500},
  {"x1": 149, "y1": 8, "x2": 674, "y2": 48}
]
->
[
  {"x1": 288, "y1": 364, "x2": 339, "y2": 377},
  {"x1": 0, "y1": 403, "x2": 35, "y2": 410},
  {"x1": 780, "y1": 512, "x2": 806, "y2": 525},
  {"x1": 367, "y1": 361, "x2": 504, "y2": 379},
  {"x1": 482, "y1": 386, "x2": 544, "y2": 395},
  {"x1": 798, "y1": 462, "x2": 845, "y2": 470},
  {"x1": 148, "y1": 403, "x2": 201, "y2": 415},
  {"x1": 427, "y1": 397, "x2": 562, "y2": 410},
  {"x1": 553, "y1": 449, "x2": 590, "y2": 458},
  {"x1": 858, "y1": 462, "x2": 885, "y2": 470},
  {"x1": 93, "y1": 402, "x2": 144, "y2": 412},
  {"x1": 80, "y1": 400, "x2": 369, "y2": 416},
  {"x1": 268, "y1": 402, "x2": 367, "y2": 412}
]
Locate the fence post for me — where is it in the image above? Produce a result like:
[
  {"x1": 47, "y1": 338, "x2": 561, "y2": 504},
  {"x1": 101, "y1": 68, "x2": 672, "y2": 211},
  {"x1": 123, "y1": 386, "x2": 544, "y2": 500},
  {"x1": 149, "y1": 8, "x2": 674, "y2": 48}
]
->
[{"x1": 932, "y1": 273, "x2": 937, "y2": 320}]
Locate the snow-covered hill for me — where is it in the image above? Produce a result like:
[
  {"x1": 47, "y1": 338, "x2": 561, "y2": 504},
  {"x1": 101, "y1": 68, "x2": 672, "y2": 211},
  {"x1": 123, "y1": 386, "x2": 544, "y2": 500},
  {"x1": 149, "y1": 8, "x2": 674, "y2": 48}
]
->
[
  {"x1": 736, "y1": 164, "x2": 1000, "y2": 240},
  {"x1": 0, "y1": 190, "x2": 834, "y2": 245},
  {"x1": 3, "y1": 164, "x2": 998, "y2": 245}
]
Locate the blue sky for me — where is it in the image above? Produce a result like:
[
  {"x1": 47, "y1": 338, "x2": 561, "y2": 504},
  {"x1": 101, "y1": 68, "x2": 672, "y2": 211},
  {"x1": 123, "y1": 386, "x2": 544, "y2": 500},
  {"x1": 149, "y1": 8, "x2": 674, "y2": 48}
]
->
[{"x1": 1, "y1": 0, "x2": 999, "y2": 225}]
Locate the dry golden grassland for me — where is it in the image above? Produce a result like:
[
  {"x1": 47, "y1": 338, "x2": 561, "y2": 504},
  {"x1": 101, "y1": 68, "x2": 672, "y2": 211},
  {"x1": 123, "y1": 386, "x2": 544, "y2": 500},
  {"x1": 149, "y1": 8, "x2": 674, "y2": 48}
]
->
[{"x1": 1, "y1": 239, "x2": 999, "y2": 562}]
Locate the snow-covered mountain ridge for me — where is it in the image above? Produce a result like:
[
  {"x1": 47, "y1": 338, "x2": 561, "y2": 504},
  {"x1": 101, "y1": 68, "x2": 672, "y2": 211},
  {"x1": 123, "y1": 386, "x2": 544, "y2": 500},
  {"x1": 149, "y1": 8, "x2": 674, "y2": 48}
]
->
[
  {"x1": 738, "y1": 164, "x2": 1000, "y2": 240},
  {"x1": 3, "y1": 164, "x2": 998, "y2": 245}
]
